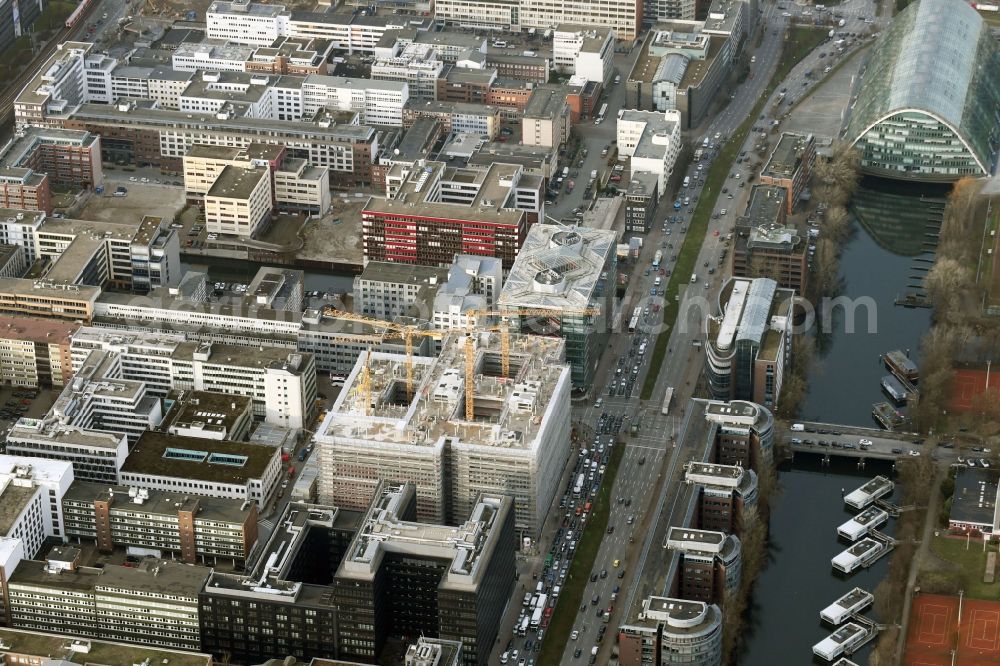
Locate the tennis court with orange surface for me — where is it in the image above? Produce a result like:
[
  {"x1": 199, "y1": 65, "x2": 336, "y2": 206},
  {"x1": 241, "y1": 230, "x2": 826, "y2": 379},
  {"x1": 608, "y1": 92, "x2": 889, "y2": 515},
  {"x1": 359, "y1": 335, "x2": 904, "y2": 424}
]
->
[
  {"x1": 905, "y1": 593, "x2": 1000, "y2": 665},
  {"x1": 949, "y1": 369, "x2": 999, "y2": 413}
]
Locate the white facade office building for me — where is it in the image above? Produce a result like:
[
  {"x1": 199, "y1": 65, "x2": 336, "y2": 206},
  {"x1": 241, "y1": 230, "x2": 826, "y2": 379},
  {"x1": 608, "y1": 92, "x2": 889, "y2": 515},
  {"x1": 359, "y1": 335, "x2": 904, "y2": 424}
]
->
[
  {"x1": 69, "y1": 327, "x2": 318, "y2": 431},
  {"x1": 617, "y1": 110, "x2": 683, "y2": 196},
  {"x1": 553, "y1": 25, "x2": 616, "y2": 83},
  {"x1": 5, "y1": 420, "x2": 128, "y2": 483},
  {"x1": 301, "y1": 75, "x2": 408, "y2": 126},
  {"x1": 315, "y1": 332, "x2": 572, "y2": 535},
  {"x1": 0, "y1": 455, "x2": 74, "y2": 557}
]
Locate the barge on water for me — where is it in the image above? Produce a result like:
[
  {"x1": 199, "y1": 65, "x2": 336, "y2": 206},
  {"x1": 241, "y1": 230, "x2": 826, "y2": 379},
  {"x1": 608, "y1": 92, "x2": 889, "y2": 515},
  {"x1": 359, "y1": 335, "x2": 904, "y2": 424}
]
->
[
  {"x1": 813, "y1": 623, "x2": 870, "y2": 661},
  {"x1": 882, "y1": 350, "x2": 918, "y2": 384},
  {"x1": 820, "y1": 587, "x2": 874, "y2": 625},
  {"x1": 880, "y1": 375, "x2": 910, "y2": 404},
  {"x1": 872, "y1": 401, "x2": 905, "y2": 430}
]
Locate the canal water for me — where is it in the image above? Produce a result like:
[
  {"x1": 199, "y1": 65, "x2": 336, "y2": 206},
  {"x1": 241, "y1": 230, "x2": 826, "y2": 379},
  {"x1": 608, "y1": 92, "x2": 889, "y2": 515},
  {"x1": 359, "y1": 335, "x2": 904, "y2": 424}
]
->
[
  {"x1": 738, "y1": 456, "x2": 897, "y2": 665},
  {"x1": 800, "y1": 179, "x2": 945, "y2": 426}
]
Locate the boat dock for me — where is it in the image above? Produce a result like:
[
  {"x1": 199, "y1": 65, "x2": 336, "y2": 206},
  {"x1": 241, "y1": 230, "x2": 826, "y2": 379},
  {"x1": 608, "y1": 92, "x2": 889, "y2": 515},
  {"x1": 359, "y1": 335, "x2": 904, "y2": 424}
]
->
[
  {"x1": 880, "y1": 374, "x2": 912, "y2": 404},
  {"x1": 838, "y1": 507, "x2": 889, "y2": 541},
  {"x1": 832, "y1": 531, "x2": 895, "y2": 574},
  {"x1": 844, "y1": 476, "x2": 895, "y2": 510},
  {"x1": 821, "y1": 587, "x2": 874, "y2": 625},
  {"x1": 813, "y1": 623, "x2": 873, "y2": 661},
  {"x1": 872, "y1": 401, "x2": 905, "y2": 430},
  {"x1": 883, "y1": 350, "x2": 919, "y2": 383}
]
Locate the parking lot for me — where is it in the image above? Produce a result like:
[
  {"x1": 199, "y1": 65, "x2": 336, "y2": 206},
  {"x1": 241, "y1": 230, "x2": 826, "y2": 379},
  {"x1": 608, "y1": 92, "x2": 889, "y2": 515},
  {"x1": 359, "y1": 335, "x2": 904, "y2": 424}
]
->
[
  {"x1": 77, "y1": 177, "x2": 185, "y2": 225},
  {"x1": 0, "y1": 385, "x2": 58, "y2": 439}
]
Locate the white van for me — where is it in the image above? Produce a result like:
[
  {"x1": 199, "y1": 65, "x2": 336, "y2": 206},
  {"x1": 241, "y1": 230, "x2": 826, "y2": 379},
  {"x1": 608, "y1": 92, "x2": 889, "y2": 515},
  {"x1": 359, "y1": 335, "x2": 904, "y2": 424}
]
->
[
  {"x1": 654, "y1": 276, "x2": 662, "y2": 287},
  {"x1": 791, "y1": 423, "x2": 805, "y2": 432},
  {"x1": 691, "y1": 273, "x2": 697, "y2": 283}
]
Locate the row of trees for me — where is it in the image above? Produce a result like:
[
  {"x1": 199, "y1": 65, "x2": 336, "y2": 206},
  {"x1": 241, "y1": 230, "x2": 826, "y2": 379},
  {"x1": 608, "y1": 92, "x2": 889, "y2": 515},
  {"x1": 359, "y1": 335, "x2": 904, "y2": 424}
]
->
[
  {"x1": 913, "y1": 177, "x2": 996, "y2": 433},
  {"x1": 807, "y1": 142, "x2": 861, "y2": 302},
  {"x1": 720, "y1": 454, "x2": 780, "y2": 664},
  {"x1": 776, "y1": 143, "x2": 859, "y2": 416},
  {"x1": 868, "y1": 456, "x2": 936, "y2": 665}
]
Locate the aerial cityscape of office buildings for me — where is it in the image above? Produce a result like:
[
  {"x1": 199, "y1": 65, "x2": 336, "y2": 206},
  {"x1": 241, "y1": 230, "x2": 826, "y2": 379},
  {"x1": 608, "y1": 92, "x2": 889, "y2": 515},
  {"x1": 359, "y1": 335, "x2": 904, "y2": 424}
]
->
[{"x1": 0, "y1": 0, "x2": 994, "y2": 663}]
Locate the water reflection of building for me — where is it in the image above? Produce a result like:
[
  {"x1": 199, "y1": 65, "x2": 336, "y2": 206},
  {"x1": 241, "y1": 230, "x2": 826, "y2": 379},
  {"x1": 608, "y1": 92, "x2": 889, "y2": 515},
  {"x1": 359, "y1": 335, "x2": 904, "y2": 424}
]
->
[{"x1": 851, "y1": 182, "x2": 946, "y2": 258}]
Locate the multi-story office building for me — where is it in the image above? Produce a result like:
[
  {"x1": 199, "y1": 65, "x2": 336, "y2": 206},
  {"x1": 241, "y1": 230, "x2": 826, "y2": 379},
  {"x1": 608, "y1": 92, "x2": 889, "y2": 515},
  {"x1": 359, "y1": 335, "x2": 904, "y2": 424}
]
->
[
  {"x1": 49, "y1": 349, "x2": 163, "y2": 445},
  {"x1": 363, "y1": 160, "x2": 543, "y2": 269},
  {"x1": 0, "y1": 0, "x2": 44, "y2": 54},
  {"x1": 31, "y1": 215, "x2": 180, "y2": 293},
  {"x1": 732, "y1": 185, "x2": 809, "y2": 295},
  {"x1": 273, "y1": 158, "x2": 330, "y2": 215},
  {"x1": 353, "y1": 262, "x2": 449, "y2": 321},
  {"x1": 316, "y1": 332, "x2": 571, "y2": 535},
  {"x1": 60, "y1": 102, "x2": 378, "y2": 187},
  {"x1": 484, "y1": 52, "x2": 551, "y2": 85},
  {"x1": 703, "y1": 277, "x2": 794, "y2": 410},
  {"x1": 402, "y1": 101, "x2": 501, "y2": 137},
  {"x1": 0, "y1": 278, "x2": 100, "y2": 321},
  {"x1": 704, "y1": 399, "x2": 774, "y2": 470},
  {"x1": 0, "y1": 316, "x2": 78, "y2": 387},
  {"x1": 520, "y1": 0, "x2": 641, "y2": 41},
  {"x1": 0, "y1": 169, "x2": 50, "y2": 214},
  {"x1": 625, "y1": 173, "x2": 660, "y2": 234},
  {"x1": 199, "y1": 501, "x2": 351, "y2": 662},
  {"x1": 498, "y1": 224, "x2": 616, "y2": 388},
  {"x1": 130, "y1": 215, "x2": 182, "y2": 293},
  {"x1": 758, "y1": 133, "x2": 815, "y2": 214},
  {"x1": 666, "y1": 527, "x2": 742, "y2": 605},
  {"x1": 685, "y1": 461, "x2": 758, "y2": 534},
  {"x1": 6, "y1": 554, "x2": 211, "y2": 651},
  {"x1": 625, "y1": 25, "x2": 733, "y2": 129},
  {"x1": 0, "y1": 128, "x2": 103, "y2": 191},
  {"x1": 12, "y1": 41, "x2": 94, "y2": 131},
  {"x1": 62, "y1": 482, "x2": 259, "y2": 566},
  {"x1": 301, "y1": 75, "x2": 409, "y2": 126},
  {"x1": 69, "y1": 326, "x2": 318, "y2": 431},
  {"x1": 160, "y1": 390, "x2": 255, "y2": 442},
  {"x1": 0, "y1": 208, "x2": 45, "y2": 262},
  {"x1": 246, "y1": 36, "x2": 334, "y2": 75},
  {"x1": 434, "y1": 0, "x2": 521, "y2": 31},
  {"x1": 522, "y1": 87, "x2": 571, "y2": 148},
  {"x1": 617, "y1": 110, "x2": 683, "y2": 196},
  {"x1": 172, "y1": 41, "x2": 256, "y2": 72},
  {"x1": 0, "y1": 243, "x2": 26, "y2": 278},
  {"x1": 618, "y1": 596, "x2": 724, "y2": 666},
  {"x1": 119, "y1": 431, "x2": 282, "y2": 505},
  {"x1": 5, "y1": 420, "x2": 128, "y2": 483},
  {"x1": 204, "y1": 165, "x2": 273, "y2": 237},
  {"x1": 0, "y1": 456, "x2": 74, "y2": 559},
  {"x1": 553, "y1": 25, "x2": 616, "y2": 84},
  {"x1": 333, "y1": 483, "x2": 516, "y2": 666},
  {"x1": 431, "y1": 254, "x2": 504, "y2": 332},
  {"x1": 207, "y1": 1, "x2": 427, "y2": 52},
  {"x1": 845, "y1": 0, "x2": 1000, "y2": 181},
  {"x1": 371, "y1": 45, "x2": 443, "y2": 101},
  {"x1": 0, "y1": 627, "x2": 214, "y2": 666}
]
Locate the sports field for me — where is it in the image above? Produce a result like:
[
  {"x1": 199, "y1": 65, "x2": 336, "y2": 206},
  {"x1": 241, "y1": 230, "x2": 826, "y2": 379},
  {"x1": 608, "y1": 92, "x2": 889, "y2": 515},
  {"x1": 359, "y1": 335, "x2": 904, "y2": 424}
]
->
[{"x1": 905, "y1": 593, "x2": 1000, "y2": 665}]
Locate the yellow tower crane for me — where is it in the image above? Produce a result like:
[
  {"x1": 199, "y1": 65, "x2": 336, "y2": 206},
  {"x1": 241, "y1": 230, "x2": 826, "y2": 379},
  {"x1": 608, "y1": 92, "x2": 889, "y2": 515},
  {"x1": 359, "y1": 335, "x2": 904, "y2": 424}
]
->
[
  {"x1": 460, "y1": 307, "x2": 601, "y2": 420},
  {"x1": 321, "y1": 307, "x2": 443, "y2": 403}
]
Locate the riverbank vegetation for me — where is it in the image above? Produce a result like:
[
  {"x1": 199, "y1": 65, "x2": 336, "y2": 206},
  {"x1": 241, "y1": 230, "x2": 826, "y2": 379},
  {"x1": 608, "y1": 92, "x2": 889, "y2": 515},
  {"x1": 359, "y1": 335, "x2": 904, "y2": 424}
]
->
[
  {"x1": 775, "y1": 143, "x2": 859, "y2": 418},
  {"x1": 913, "y1": 178, "x2": 1000, "y2": 437}
]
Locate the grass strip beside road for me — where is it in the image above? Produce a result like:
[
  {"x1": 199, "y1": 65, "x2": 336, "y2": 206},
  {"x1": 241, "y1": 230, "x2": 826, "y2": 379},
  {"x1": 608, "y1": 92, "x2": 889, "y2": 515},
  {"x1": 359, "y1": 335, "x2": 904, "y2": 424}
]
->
[
  {"x1": 641, "y1": 26, "x2": 828, "y2": 400},
  {"x1": 538, "y1": 441, "x2": 625, "y2": 666}
]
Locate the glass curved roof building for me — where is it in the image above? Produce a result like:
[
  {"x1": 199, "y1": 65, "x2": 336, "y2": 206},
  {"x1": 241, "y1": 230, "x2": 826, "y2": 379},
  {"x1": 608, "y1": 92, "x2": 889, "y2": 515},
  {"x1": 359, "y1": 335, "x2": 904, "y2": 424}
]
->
[{"x1": 845, "y1": 0, "x2": 1000, "y2": 181}]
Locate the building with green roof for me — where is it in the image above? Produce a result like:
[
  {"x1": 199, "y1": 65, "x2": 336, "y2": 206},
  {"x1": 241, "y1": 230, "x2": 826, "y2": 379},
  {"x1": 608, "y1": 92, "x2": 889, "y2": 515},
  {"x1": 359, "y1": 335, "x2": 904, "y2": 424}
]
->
[{"x1": 845, "y1": 0, "x2": 1000, "y2": 182}]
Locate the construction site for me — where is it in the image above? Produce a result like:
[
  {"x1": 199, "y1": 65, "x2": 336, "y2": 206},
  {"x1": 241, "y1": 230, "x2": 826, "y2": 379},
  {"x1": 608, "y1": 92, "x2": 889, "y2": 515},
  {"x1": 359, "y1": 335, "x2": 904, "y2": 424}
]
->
[{"x1": 314, "y1": 329, "x2": 572, "y2": 536}]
